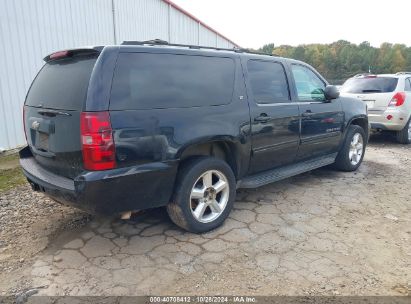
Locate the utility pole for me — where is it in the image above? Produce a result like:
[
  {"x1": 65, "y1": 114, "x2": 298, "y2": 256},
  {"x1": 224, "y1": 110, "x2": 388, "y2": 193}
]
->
[{"x1": 111, "y1": 0, "x2": 117, "y2": 44}]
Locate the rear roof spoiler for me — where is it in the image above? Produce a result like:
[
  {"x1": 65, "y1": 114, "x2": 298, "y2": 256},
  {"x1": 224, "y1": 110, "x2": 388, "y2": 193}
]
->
[{"x1": 43, "y1": 47, "x2": 103, "y2": 62}]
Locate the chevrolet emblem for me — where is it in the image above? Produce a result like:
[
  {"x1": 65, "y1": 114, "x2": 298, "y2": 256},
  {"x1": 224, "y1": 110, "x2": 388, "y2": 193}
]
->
[{"x1": 32, "y1": 121, "x2": 40, "y2": 130}]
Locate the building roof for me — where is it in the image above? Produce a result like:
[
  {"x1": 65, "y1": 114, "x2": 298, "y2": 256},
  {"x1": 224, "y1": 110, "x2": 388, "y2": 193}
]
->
[{"x1": 162, "y1": 0, "x2": 239, "y2": 47}]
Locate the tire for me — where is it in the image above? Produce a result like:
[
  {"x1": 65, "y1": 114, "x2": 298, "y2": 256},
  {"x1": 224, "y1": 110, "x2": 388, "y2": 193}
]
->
[
  {"x1": 334, "y1": 125, "x2": 366, "y2": 172},
  {"x1": 396, "y1": 118, "x2": 411, "y2": 144},
  {"x1": 167, "y1": 156, "x2": 236, "y2": 233}
]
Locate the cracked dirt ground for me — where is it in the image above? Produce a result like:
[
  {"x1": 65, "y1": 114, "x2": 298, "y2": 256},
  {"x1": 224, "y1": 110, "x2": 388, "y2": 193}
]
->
[{"x1": 0, "y1": 134, "x2": 410, "y2": 296}]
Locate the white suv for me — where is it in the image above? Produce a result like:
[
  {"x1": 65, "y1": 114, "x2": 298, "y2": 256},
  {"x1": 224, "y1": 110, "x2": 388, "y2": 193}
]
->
[{"x1": 340, "y1": 72, "x2": 411, "y2": 144}]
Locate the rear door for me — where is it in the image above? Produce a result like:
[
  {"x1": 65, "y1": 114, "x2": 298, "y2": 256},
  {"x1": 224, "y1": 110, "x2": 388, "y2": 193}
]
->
[
  {"x1": 245, "y1": 59, "x2": 300, "y2": 174},
  {"x1": 24, "y1": 52, "x2": 98, "y2": 178},
  {"x1": 290, "y1": 64, "x2": 344, "y2": 161}
]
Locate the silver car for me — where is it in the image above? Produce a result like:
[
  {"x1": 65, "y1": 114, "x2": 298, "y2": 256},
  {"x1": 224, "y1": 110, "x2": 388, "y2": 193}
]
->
[{"x1": 340, "y1": 72, "x2": 411, "y2": 144}]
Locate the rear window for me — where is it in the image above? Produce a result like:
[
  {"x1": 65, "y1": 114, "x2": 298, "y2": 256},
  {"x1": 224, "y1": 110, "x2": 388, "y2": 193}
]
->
[
  {"x1": 110, "y1": 53, "x2": 235, "y2": 110},
  {"x1": 341, "y1": 77, "x2": 398, "y2": 94},
  {"x1": 26, "y1": 55, "x2": 97, "y2": 110}
]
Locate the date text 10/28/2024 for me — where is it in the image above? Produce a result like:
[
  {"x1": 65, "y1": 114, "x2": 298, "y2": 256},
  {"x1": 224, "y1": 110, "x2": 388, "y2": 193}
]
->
[{"x1": 149, "y1": 296, "x2": 257, "y2": 303}]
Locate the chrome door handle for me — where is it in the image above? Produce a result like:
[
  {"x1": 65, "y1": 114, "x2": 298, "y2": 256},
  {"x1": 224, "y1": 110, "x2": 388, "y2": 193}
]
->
[
  {"x1": 254, "y1": 115, "x2": 271, "y2": 122},
  {"x1": 301, "y1": 111, "x2": 314, "y2": 117}
]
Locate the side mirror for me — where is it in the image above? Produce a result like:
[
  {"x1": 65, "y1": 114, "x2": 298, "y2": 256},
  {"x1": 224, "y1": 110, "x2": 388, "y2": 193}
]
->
[{"x1": 324, "y1": 85, "x2": 340, "y2": 101}]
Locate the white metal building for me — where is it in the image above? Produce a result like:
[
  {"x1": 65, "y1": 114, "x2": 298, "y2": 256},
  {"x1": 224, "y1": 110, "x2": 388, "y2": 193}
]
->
[{"x1": 0, "y1": 0, "x2": 238, "y2": 151}]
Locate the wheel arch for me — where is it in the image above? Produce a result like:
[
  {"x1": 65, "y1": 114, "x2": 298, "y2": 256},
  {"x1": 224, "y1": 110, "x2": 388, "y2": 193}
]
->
[
  {"x1": 177, "y1": 139, "x2": 241, "y2": 179},
  {"x1": 346, "y1": 115, "x2": 369, "y2": 141}
]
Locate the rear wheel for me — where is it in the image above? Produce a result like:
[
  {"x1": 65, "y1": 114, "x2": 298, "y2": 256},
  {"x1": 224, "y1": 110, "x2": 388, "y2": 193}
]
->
[
  {"x1": 167, "y1": 157, "x2": 236, "y2": 233},
  {"x1": 334, "y1": 125, "x2": 366, "y2": 172},
  {"x1": 396, "y1": 118, "x2": 411, "y2": 144}
]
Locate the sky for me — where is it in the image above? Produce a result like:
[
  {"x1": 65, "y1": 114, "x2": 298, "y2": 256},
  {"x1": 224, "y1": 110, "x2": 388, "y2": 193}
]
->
[{"x1": 172, "y1": 0, "x2": 411, "y2": 49}]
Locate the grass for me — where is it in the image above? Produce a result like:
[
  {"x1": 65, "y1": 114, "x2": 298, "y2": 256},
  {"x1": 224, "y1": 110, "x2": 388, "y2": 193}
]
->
[
  {"x1": 0, "y1": 153, "x2": 20, "y2": 164},
  {"x1": 0, "y1": 153, "x2": 26, "y2": 192}
]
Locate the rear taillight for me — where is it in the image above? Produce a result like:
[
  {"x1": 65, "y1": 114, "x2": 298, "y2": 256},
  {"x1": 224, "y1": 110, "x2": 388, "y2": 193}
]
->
[
  {"x1": 80, "y1": 111, "x2": 116, "y2": 171},
  {"x1": 388, "y1": 92, "x2": 406, "y2": 107},
  {"x1": 23, "y1": 106, "x2": 27, "y2": 142}
]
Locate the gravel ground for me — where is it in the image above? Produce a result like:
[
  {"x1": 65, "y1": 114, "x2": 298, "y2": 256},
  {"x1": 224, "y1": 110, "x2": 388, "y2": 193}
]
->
[
  {"x1": 0, "y1": 133, "x2": 410, "y2": 297},
  {"x1": 0, "y1": 187, "x2": 91, "y2": 295}
]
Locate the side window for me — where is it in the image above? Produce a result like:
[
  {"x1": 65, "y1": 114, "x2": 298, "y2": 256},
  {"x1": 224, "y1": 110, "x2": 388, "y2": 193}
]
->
[
  {"x1": 291, "y1": 65, "x2": 326, "y2": 101},
  {"x1": 110, "y1": 53, "x2": 235, "y2": 110},
  {"x1": 247, "y1": 60, "x2": 290, "y2": 104},
  {"x1": 405, "y1": 78, "x2": 411, "y2": 92}
]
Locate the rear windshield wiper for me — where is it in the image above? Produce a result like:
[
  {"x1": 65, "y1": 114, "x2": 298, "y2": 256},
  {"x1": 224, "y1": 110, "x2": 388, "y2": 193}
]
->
[
  {"x1": 37, "y1": 109, "x2": 72, "y2": 117},
  {"x1": 362, "y1": 89, "x2": 382, "y2": 93}
]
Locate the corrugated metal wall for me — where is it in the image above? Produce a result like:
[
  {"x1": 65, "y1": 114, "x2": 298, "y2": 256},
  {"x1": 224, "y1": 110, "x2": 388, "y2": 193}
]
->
[
  {"x1": 0, "y1": 0, "x2": 236, "y2": 150},
  {"x1": 199, "y1": 24, "x2": 218, "y2": 47},
  {"x1": 169, "y1": 6, "x2": 199, "y2": 45},
  {"x1": 114, "y1": 0, "x2": 169, "y2": 43},
  {"x1": 0, "y1": 0, "x2": 114, "y2": 151}
]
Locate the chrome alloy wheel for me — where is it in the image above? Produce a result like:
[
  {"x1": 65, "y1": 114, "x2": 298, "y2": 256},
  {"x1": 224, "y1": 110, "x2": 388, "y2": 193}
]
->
[
  {"x1": 408, "y1": 122, "x2": 411, "y2": 141},
  {"x1": 189, "y1": 170, "x2": 229, "y2": 223},
  {"x1": 349, "y1": 133, "x2": 364, "y2": 166}
]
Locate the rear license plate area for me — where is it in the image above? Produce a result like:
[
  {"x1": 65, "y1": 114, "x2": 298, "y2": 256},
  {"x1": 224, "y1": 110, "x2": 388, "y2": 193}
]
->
[
  {"x1": 363, "y1": 100, "x2": 375, "y2": 109},
  {"x1": 37, "y1": 132, "x2": 49, "y2": 151}
]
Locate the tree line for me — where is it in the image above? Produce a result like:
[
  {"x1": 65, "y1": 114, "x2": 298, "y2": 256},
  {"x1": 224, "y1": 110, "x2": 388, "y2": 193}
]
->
[{"x1": 257, "y1": 41, "x2": 411, "y2": 84}]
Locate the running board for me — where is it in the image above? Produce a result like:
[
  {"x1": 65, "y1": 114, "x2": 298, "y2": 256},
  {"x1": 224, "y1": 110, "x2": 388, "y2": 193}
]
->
[{"x1": 238, "y1": 153, "x2": 337, "y2": 189}]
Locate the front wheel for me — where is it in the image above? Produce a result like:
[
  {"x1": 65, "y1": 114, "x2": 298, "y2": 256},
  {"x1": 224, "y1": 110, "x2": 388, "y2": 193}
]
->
[
  {"x1": 167, "y1": 157, "x2": 236, "y2": 233},
  {"x1": 334, "y1": 125, "x2": 366, "y2": 172}
]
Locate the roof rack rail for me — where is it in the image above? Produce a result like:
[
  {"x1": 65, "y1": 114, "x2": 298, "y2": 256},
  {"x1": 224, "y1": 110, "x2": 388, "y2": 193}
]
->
[
  {"x1": 120, "y1": 39, "x2": 278, "y2": 57},
  {"x1": 395, "y1": 72, "x2": 411, "y2": 75}
]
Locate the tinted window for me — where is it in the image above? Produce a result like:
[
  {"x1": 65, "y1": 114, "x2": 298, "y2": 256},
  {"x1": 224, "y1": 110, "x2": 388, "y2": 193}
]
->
[
  {"x1": 341, "y1": 77, "x2": 398, "y2": 94},
  {"x1": 110, "y1": 53, "x2": 235, "y2": 110},
  {"x1": 405, "y1": 78, "x2": 411, "y2": 92},
  {"x1": 26, "y1": 56, "x2": 97, "y2": 110},
  {"x1": 291, "y1": 65, "x2": 326, "y2": 101},
  {"x1": 247, "y1": 60, "x2": 290, "y2": 104}
]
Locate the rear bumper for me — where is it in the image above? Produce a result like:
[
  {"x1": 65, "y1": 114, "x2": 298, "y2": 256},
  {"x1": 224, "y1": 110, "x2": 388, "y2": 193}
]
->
[
  {"x1": 368, "y1": 108, "x2": 410, "y2": 131},
  {"x1": 19, "y1": 147, "x2": 178, "y2": 215}
]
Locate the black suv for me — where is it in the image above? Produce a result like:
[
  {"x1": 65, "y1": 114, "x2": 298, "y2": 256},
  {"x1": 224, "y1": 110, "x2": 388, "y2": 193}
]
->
[{"x1": 20, "y1": 42, "x2": 368, "y2": 233}]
